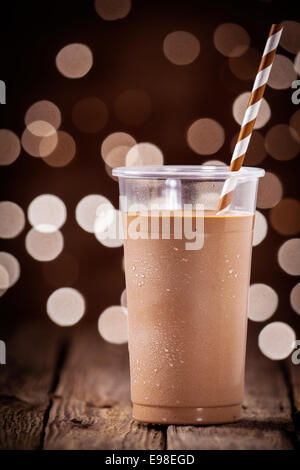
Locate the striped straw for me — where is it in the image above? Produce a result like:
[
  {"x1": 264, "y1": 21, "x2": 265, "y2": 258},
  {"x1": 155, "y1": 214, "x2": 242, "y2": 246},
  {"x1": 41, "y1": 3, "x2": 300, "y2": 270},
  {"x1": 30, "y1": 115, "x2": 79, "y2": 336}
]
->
[{"x1": 217, "y1": 24, "x2": 283, "y2": 213}]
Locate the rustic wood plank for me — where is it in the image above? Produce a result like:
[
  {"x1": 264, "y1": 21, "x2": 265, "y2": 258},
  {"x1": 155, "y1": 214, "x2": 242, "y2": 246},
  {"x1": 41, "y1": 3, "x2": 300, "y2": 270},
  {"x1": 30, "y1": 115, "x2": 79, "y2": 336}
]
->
[
  {"x1": 167, "y1": 334, "x2": 295, "y2": 450},
  {"x1": 0, "y1": 324, "x2": 62, "y2": 450},
  {"x1": 44, "y1": 328, "x2": 165, "y2": 450},
  {"x1": 289, "y1": 362, "x2": 300, "y2": 428},
  {"x1": 285, "y1": 357, "x2": 300, "y2": 447}
]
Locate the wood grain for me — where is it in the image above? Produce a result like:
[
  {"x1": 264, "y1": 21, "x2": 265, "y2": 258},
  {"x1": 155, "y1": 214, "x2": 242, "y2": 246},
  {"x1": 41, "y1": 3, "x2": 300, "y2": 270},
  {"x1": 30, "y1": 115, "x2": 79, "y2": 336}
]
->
[
  {"x1": 1, "y1": 324, "x2": 298, "y2": 450},
  {"x1": 0, "y1": 324, "x2": 62, "y2": 450},
  {"x1": 285, "y1": 357, "x2": 300, "y2": 446},
  {"x1": 44, "y1": 328, "x2": 165, "y2": 450}
]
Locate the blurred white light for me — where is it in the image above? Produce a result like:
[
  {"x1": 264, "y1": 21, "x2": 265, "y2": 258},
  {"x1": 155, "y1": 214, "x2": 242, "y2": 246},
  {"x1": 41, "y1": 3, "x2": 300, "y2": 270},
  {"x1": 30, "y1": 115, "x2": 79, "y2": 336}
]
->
[
  {"x1": 163, "y1": 30, "x2": 200, "y2": 65},
  {"x1": 120, "y1": 288, "x2": 127, "y2": 308},
  {"x1": 27, "y1": 120, "x2": 56, "y2": 138},
  {"x1": 21, "y1": 127, "x2": 58, "y2": 158},
  {"x1": 94, "y1": 203, "x2": 116, "y2": 235},
  {"x1": 278, "y1": 238, "x2": 300, "y2": 275},
  {"x1": 252, "y1": 210, "x2": 268, "y2": 246},
  {"x1": 56, "y1": 44, "x2": 93, "y2": 79},
  {"x1": 76, "y1": 194, "x2": 113, "y2": 233},
  {"x1": 268, "y1": 54, "x2": 297, "y2": 90},
  {"x1": 0, "y1": 201, "x2": 25, "y2": 239},
  {"x1": 294, "y1": 52, "x2": 300, "y2": 75},
  {"x1": 0, "y1": 129, "x2": 21, "y2": 165},
  {"x1": 213, "y1": 23, "x2": 250, "y2": 57},
  {"x1": 28, "y1": 194, "x2": 66, "y2": 233},
  {"x1": 98, "y1": 306, "x2": 128, "y2": 344},
  {"x1": 258, "y1": 322, "x2": 296, "y2": 360},
  {"x1": 233, "y1": 92, "x2": 271, "y2": 129},
  {"x1": 187, "y1": 118, "x2": 225, "y2": 155},
  {"x1": 95, "y1": 209, "x2": 124, "y2": 248},
  {"x1": 202, "y1": 159, "x2": 226, "y2": 166},
  {"x1": 126, "y1": 143, "x2": 164, "y2": 166},
  {"x1": 290, "y1": 283, "x2": 300, "y2": 315},
  {"x1": 47, "y1": 287, "x2": 85, "y2": 326},
  {"x1": 0, "y1": 265, "x2": 9, "y2": 289},
  {"x1": 101, "y1": 132, "x2": 136, "y2": 161},
  {"x1": 0, "y1": 252, "x2": 20, "y2": 288},
  {"x1": 25, "y1": 100, "x2": 61, "y2": 132},
  {"x1": 94, "y1": 0, "x2": 131, "y2": 21},
  {"x1": 248, "y1": 283, "x2": 278, "y2": 322},
  {"x1": 25, "y1": 228, "x2": 64, "y2": 261}
]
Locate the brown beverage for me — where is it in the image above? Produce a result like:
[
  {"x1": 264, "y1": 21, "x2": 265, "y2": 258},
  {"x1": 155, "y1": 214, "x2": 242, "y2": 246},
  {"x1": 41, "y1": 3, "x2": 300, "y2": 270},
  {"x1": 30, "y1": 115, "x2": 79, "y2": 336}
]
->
[{"x1": 123, "y1": 210, "x2": 254, "y2": 425}]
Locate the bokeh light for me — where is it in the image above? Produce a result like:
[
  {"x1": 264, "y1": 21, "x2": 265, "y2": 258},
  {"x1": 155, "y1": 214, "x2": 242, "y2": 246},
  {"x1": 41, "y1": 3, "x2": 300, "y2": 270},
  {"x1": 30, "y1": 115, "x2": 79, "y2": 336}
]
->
[
  {"x1": 233, "y1": 92, "x2": 271, "y2": 129},
  {"x1": 231, "y1": 130, "x2": 266, "y2": 166},
  {"x1": 56, "y1": 44, "x2": 93, "y2": 79},
  {"x1": 268, "y1": 54, "x2": 297, "y2": 90},
  {"x1": 43, "y1": 131, "x2": 76, "y2": 167},
  {"x1": 25, "y1": 228, "x2": 64, "y2": 261},
  {"x1": 290, "y1": 283, "x2": 300, "y2": 315},
  {"x1": 0, "y1": 129, "x2": 21, "y2": 165},
  {"x1": 27, "y1": 121, "x2": 57, "y2": 138},
  {"x1": 280, "y1": 21, "x2": 300, "y2": 54},
  {"x1": 114, "y1": 90, "x2": 151, "y2": 126},
  {"x1": 72, "y1": 97, "x2": 108, "y2": 133},
  {"x1": 42, "y1": 253, "x2": 79, "y2": 287},
  {"x1": 294, "y1": 52, "x2": 300, "y2": 76},
  {"x1": 229, "y1": 48, "x2": 259, "y2": 81},
  {"x1": 186, "y1": 118, "x2": 225, "y2": 155},
  {"x1": 28, "y1": 194, "x2": 67, "y2": 233},
  {"x1": 258, "y1": 322, "x2": 296, "y2": 360},
  {"x1": 253, "y1": 210, "x2": 268, "y2": 246},
  {"x1": 21, "y1": 127, "x2": 58, "y2": 158},
  {"x1": 76, "y1": 194, "x2": 113, "y2": 233},
  {"x1": 0, "y1": 252, "x2": 20, "y2": 290},
  {"x1": 213, "y1": 23, "x2": 250, "y2": 57},
  {"x1": 0, "y1": 202, "x2": 25, "y2": 239},
  {"x1": 101, "y1": 132, "x2": 136, "y2": 162},
  {"x1": 105, "y1": 163, "x2": 119, "y2": 182},
  {"x1": 256, "y1": 171, "x2": 283, "y2": 209},
  {"x1": 202, "y1": 159, "x2": 226, "y2": 166},
  {"x1": 163, "y1": 31, "x2": 200, "y2": 65},
  {"x1": 248, "y1": 283, "x2": 278, "y2": 322},
  {"x1": 105, "y1": 145, "x2": 131, "y2": 169},
  {"x1": 120, "y1": 288, "x2": 127, "y2": 308},
  {"x1": 270, "y1": 199, "x2": 300, "y2": 236},
  {"x1": 47, "y1": 287, "x2": 85, "y2": 326},
  {"x1": 25, "y1": 100, "x2": 61, "y2": 134},
  {"x1": 265, "y1": 124, "x2": 300, "y2": 161},
  {"x1": 289, "y1": 109, "x2": 300, "y2": 143},
  {"x1": 94, "y1": 203, "x2": 116, "y2": 236},
  {"x1": 278, "y1": 238, "x2": 300, "y2": 276},
  {"x1": 95, "y1": 209, "x2": 124, "y2": 248},
  {"x1": 126, "y1": 143, "x2": 164, "y2": 166},
  {"x1": 98, "y1": 305, "x2": 128, "y2": 344},
  {"x1": 94, "y1": 0, "x2": 131, "y2": 21},
  {"x1": 0, "y1": 265, "x2": 9, "y2": 290}
]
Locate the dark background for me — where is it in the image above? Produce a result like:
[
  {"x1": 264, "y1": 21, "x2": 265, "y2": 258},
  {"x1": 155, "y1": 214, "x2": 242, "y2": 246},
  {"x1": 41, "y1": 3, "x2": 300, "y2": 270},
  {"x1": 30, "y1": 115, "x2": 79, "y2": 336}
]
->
[{"x1": 0, "y1": 0, "x2": 299, "y2": 345}]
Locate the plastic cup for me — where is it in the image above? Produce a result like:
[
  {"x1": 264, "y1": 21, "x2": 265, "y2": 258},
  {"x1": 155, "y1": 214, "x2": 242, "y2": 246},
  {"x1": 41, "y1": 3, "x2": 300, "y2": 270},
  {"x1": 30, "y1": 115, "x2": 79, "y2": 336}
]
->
[{"x1": 113, "y1": 165, "x2": 264, "y2": 425}]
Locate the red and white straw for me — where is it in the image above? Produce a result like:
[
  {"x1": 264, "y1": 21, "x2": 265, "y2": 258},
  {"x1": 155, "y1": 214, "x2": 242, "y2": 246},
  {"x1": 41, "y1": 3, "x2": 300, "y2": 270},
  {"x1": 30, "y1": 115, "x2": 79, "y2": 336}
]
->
[{"x1": 217, "y1": 24, "x2": 283, "y2": 213}]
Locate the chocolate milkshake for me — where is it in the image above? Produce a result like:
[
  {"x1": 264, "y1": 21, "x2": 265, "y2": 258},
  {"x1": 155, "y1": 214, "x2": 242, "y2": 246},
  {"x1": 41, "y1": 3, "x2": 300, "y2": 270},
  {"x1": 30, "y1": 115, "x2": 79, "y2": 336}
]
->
[{"x1": 124, "y1": 210, "x2": 254, "y2": 425}]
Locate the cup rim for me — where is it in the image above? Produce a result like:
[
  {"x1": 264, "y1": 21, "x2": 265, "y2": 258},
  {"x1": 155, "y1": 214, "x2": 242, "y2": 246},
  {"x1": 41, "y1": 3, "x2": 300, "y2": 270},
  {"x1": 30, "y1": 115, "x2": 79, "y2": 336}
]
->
[{"x1": 112, "y1": 165, "x2": 265, "y2": 180}]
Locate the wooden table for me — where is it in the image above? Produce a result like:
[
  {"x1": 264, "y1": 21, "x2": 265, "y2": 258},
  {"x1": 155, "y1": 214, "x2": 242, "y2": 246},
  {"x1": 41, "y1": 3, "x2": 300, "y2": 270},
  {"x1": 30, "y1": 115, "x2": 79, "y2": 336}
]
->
[{"x1": 0, "y1": 324, "x2": 299, "y2": 450}]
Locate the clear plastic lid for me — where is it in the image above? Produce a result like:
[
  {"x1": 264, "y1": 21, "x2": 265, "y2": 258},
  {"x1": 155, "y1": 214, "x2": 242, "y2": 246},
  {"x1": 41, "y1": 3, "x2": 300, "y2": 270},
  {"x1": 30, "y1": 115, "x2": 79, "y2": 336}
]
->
[{"x1": 112, "y1": 165, "x2": 265, "y2": 180}]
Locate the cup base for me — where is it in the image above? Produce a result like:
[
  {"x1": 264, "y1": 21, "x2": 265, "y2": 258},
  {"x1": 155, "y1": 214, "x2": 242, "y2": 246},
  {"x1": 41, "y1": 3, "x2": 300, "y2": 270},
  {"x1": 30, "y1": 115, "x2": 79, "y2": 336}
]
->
[{"x1": 133, "y1": 403, "x2": 241, "y2": 425}]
